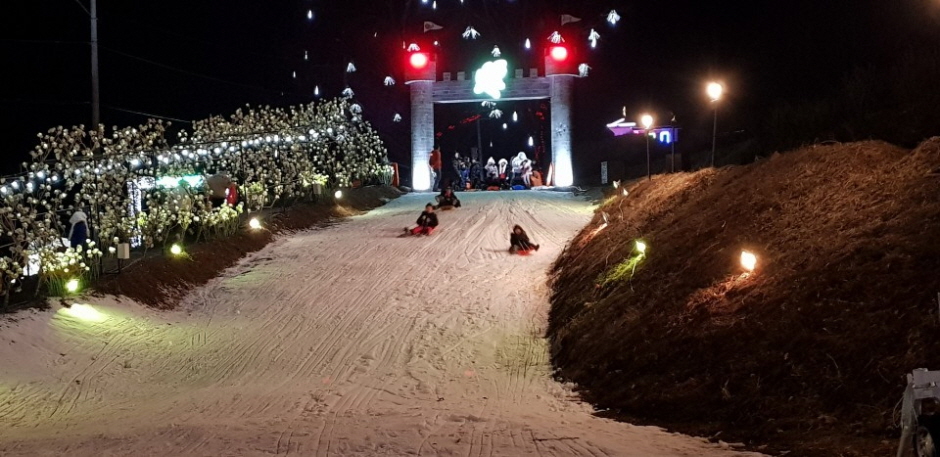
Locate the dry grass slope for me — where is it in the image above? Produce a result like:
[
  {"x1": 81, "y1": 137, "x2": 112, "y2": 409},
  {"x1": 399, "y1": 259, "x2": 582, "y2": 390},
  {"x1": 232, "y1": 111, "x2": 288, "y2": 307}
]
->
[{"x1": 549, "y1": 139, "x2": 940, "y2": 456}]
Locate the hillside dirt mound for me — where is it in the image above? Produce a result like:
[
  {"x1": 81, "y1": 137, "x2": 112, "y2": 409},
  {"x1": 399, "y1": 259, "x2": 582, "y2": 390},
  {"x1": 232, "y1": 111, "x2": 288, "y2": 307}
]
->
[
  {"x1": 548, "y1": 139, "x2": 940, "y2": 456},
  {"x1": 94, "y1": 186, "x2": 401, "y2": 308}
]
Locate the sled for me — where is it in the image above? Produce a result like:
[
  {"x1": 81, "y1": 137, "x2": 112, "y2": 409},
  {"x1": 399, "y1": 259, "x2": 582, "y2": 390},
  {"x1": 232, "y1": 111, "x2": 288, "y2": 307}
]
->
[
  {"x1": 510, "y1": 247, "x2": 536, "y2": 256},
  {"x1": 437, "y1": 205, "x2": 456, "y2": 211},
  {"x1": 402, "y1": 227, "x2": 436, "y2": 237}
]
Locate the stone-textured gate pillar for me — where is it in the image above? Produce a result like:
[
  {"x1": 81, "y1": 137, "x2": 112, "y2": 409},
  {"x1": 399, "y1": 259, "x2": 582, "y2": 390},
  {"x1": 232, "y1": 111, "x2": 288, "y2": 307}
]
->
[
  {"x1": 409, "y1": 81, "x2": 434, "y2": 191},
  {"x1": 405, "y1": 53, "x2": 436, "y2": 191},
  {"x1": 549, "y1": 75, "x2": 575, "y2": 187}
]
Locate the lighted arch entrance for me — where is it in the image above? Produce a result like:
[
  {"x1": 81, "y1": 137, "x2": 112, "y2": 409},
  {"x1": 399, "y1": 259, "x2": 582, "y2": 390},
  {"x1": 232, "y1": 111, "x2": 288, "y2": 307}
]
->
[{"x1": 405, "y1": 53, "x2": 578, "y2": 190}]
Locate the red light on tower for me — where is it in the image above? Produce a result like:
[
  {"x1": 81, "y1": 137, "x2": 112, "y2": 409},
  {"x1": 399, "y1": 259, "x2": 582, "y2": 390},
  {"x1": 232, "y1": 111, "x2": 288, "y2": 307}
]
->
[
  {"x1": 410, "y1": 52, "x2": 429, "y2": 69},
  {"x1": 549, "y1": 46, "x2": 568, "y2": 62}
]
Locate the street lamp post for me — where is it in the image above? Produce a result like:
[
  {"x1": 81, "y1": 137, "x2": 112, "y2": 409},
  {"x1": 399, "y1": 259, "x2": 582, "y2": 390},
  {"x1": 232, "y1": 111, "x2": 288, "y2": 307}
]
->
[
  {"x1": 641, "y1": 114, "x2": 653, "y2": 180},
  {"x1": 707, "y1": 82, "x2": 723, "y2": 167}
]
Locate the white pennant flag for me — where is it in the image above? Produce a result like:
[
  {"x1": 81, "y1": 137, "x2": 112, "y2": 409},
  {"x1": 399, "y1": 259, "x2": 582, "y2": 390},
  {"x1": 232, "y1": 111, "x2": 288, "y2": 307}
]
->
[
  {"x1": 560, "y1": 14, "x2": 581, "y2": 25},
  {"x1": 424, "y1": 21, "x2": 444, "y2": 32}
]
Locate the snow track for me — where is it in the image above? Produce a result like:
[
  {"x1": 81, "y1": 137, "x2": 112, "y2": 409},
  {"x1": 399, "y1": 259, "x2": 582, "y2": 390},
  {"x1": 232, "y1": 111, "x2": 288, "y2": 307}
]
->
[{"x1": 0, "y1": 192, "x2": 761, "y2": 456}]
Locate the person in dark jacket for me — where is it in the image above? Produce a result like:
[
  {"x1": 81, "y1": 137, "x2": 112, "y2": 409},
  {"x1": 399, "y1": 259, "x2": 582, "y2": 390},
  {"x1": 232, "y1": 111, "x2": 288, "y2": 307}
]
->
[
  {"x1": 405, "y1": 204, "x2": 439, "y2": 236},
  {"x1": 509, "y1": 225, "x2": 539, "y2": 253},
  {"x1": 435, "y1": 187, "x2": 461, "y2": 208}
]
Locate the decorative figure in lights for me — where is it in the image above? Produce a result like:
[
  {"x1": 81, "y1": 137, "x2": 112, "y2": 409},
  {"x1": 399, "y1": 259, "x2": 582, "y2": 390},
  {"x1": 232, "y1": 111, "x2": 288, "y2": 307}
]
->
[
  {"x1": 350, "y1": 104, "x2": 363, "y2": 115},
  {"x1": 578, "y1": 64, "x2": 591, "y2": 77},
  {"x1": 481, "y1": 101, "x2": 496, "y2": 109},
  {"x1": 548, "y1": 31, "x2": 564, "y2": 44},
  {"x1": 589, "y1": 29, "x2": 600, "y2": 48},
  {"x1": 463, "y1": 26, "x2": 480, "y2": 39},
  {"x1": 393, "y1": 113, "x2": 402, "y2": 122},
  {"x1": 489, "y1": 109, "x2": 503, "y2": 119},
  {"x1": 384, "y1": 76, "x2": 396, "y2": 86},
  {"x1": 473, "y1": 59, "x2": 508, "y2": 99},
  {"x1": 346, "y1": 62, "x2": 357, "y2": 73},
  {"x1": 607, "y1": 10, "x2": 621, "y2": 25},
  {"x1": 408, "y1": 43, "x2": 421, "y2": 52},
  {"x1": 492, "y1": 46, "x2": 501, "y2": 57},
  {"x1": 342, "y1": 87, "x2": 355, "y2": 98}
]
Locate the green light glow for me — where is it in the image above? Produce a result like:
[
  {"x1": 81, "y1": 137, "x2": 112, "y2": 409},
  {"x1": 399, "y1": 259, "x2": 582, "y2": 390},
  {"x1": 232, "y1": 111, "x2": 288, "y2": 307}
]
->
[{"x1": 65, "y1": 278, "x2": 80, "y2": 293}]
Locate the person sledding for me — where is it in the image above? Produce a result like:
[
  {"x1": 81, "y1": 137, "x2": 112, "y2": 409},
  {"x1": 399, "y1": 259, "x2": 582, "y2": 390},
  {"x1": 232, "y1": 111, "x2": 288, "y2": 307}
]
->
[
  {"x1": 509, "y1": 225, "x2": 540, "y2": 254},
  {"x1": 405, "y1": 203, "x2": 439, "y2": 236},
  {"x1": 434, "y1": 187, "x2": 461, "y2": 209}
]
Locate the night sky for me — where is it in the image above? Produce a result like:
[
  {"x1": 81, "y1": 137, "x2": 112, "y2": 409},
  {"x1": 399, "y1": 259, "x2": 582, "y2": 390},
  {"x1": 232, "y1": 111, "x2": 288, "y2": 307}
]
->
[{"x1": 3, "y1": 0, "x2": 939, "y2": 177}]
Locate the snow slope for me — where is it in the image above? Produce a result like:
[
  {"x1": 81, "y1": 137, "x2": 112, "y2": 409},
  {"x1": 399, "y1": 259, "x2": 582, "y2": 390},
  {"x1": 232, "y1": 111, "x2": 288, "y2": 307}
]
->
[{"x1": 0, "y1": 191, "x2": 762, "y2": 456}]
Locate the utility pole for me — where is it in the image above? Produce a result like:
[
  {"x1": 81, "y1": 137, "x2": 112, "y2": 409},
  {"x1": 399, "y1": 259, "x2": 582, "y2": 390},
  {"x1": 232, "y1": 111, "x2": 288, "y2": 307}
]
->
[{"x1": 90, "y1": 0, "x2": 100, "y2": 128}]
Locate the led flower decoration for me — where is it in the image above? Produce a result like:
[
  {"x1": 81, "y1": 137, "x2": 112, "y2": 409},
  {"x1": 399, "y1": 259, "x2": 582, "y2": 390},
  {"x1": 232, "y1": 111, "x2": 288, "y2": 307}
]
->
[
  {"x1": 489, "y1": 109, "x2": 503, "y2": 119},
  {"x1": 578, "y1": 63, "x2": 591, "y2": 77},
  {"x1": 492, "y1": 46, "x2": 501, "y2": 57},
  {"x1": 384, "y1": 76, "x2": 396, "y2": 86},
  {"x1": 548, "y1": 31, "x2": 564, "y2": 44},
  {"x1": 341, "y1": 87, "x2": 355, "y2": 98},
  {"x1": 407, "y1": 43, "x2": 421, "y2": 52},
  {"x1": 346, "y1": 62, "x2": 357, "y2": 73},
  {"x1": 393, "y1": 113, "x2": 402, "y2": 122}
]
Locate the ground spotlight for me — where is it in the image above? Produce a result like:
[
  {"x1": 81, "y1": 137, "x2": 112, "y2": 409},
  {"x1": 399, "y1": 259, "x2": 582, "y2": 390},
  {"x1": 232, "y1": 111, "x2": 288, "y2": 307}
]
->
[
  {"x1": 635, "y1": 240, "x2": 647, "y2": 255},
  {"x1": 65, "y1": 278, "x2": 80, "y2": 293},
  {"x1": 741, "y1": 250, "x2": 757, "y2": 272},
  {"x1": 334, "y1": 190, "x2": 343, "y2": 199},
  {"x1": 170, "y1": 243, "x2": 183, "y2": 256},
  {"x1": 249, "y1": 217, "x2": 262, "y2": 230}
]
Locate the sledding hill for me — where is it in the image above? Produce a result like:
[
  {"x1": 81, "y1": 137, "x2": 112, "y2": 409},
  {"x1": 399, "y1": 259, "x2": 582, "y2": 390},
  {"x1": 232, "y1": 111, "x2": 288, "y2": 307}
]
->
[{"x1": 548, "y1": 139, "x2": 940, "y2": 456}]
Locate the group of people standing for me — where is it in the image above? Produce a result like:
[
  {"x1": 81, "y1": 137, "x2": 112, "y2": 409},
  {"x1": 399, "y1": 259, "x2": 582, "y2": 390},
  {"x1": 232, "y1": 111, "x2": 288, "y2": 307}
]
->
[{"x1": 428, "y1": 147, "x2": 543, "y2": 192}]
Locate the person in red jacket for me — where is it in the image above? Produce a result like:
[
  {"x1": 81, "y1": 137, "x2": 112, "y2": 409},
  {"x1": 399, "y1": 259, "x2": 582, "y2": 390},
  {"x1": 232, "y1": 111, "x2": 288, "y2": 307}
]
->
[
  {"x1": 429, "y1": 147, "x2": 443, "y2": 191},
  {"x1": 405, "y1": 204, "x2": 439, "y2": 236}
]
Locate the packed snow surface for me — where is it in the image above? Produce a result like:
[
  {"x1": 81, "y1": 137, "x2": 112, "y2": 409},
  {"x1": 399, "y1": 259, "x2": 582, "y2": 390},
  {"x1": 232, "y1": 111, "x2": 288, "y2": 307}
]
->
[{"x1": 0, "y1": 192, "x2": 762, "y2": 456}]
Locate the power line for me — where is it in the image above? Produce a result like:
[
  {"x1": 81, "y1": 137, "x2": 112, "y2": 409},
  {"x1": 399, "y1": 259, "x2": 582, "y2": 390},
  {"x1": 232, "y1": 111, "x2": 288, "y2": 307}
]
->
[
  {"x1": 0, "y1": 99, "x2": 90, "y2": 106},
  {"x1": 98, "y1": 14, "x2": 291, "y2": 65},
  {"x1": 71, "y1": 0, "x2": 90, "y2": 16},
  {"x1": 99, "y1": 45, "x2": 308, "y2": 99},
  {"x1": 0, "y1": 38, "x2": 88, "y2": 45},
  {"x1": 103, "y1": 104, "x2": 192, "y2": 124}
]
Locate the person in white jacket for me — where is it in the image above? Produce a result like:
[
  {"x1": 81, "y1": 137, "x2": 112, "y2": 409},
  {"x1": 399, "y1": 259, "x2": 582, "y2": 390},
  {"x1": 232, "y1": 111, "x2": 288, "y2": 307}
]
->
[
  {"x1": 68, "y1": 209, "x2": 90, "y2": 250},
  {"x1": 511, "y1": 152, "x2": 528, "y2": 184},
  {"x1": 484, "y1": 157, "x2": 499, "y2": 185}
]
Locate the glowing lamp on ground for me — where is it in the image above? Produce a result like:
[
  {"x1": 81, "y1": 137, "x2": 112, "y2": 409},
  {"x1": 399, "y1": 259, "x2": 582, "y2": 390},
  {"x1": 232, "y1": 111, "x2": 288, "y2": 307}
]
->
[
  {"x1": 635, "y1": 240, "x2": 647, "y2": 255},
  {"x1": 707, "y1": 82, "x2": 724, "y2": 102},
  {"x1": 249, "y1": 217, "x2": 262, "y2": 230},
  {"x1": 170, "y1": 243, "x2": 183, "y2": 256},
  {"x1": 622, "y1": 189, "x2": 629, "y2": 196},
  {"x1": 334, "y1": 190, "x2": 343, "y2": 199},
  {"x1": 62, "y1": 303, "x2": 106, "y2": 323},
  {"x1": 409, "y1": 52, "x2": 429, "y2": 69},
  {"x1": 549, "y1": 46, "x2": 569, "y2": 62},
  {"x1": 65, "y1": 278, "x2": 80, "y2": 294},
  {"x1": 741, "y1": 250, "x2": 757, "y2": 272}
]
